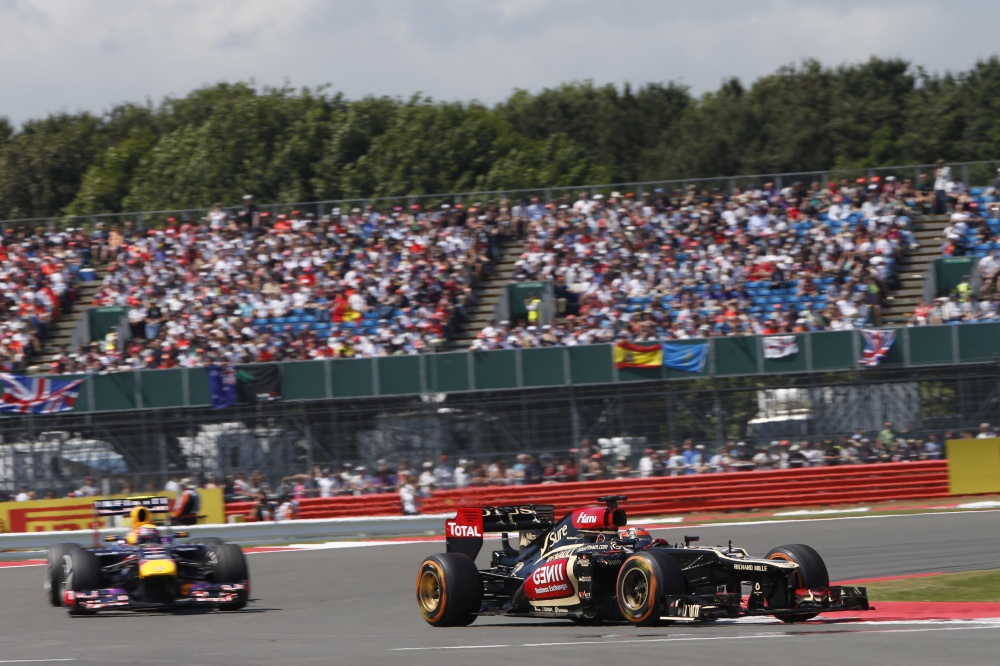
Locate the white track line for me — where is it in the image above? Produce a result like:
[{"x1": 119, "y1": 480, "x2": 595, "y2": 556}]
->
[
  {"x1": 772, "y1": 508, "x2": 870, "y2": 517},
  {"x1": 0, "y1": 660, "x2": 75, "y2": 664},
  {"x1": 4, "y1": 507, "x2": 1000, "y2": 569},
  {"x1": 393, "y1": 634, "x2": 788, "y2": 650},
  {"x1": 674, "y1": 508, "x2": 1000, "y2": 530},
  {"x1": 392, "y1": 624, "x2": 999, "y2": 652}
]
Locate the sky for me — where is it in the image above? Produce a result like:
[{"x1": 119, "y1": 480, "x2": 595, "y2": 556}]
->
[{"x1": 2, "y1": 0, "x2": 998, "y2": 126}]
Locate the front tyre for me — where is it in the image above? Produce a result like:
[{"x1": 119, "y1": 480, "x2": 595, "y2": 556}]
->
[
  {"x1": 66, "y1": 549, "x2": 104, "y2": 616},
  {"x1": 212, "y1": 543, "x2": 250, "y2": 610},
  {"x1": 616, "y1": 551, "x2": 686, "y2": 626},
  {"x1": 416, "y1": 553, "x2": 482, "y2": 627},
  {"x1": 766, "y1": 543, "x2": 830, "y2": 623},
  {"x1": 44, "y1": 543, "x2": 80, "y2": 607}
]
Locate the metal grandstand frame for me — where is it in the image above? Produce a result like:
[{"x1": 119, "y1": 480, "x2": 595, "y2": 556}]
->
[{"x1": 3, "y1": 159, "x2": 999, "y2": 234}]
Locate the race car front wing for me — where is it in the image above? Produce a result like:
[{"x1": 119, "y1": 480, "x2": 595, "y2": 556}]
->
[
  {"x1": 63, "y1": 582, "x2": 248, "y2": 611},
  {"x1": 660, "y1": 585, "x2": 871, "y2": 621}
]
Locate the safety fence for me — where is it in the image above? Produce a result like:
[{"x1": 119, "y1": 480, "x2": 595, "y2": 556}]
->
[{"x1": 224, "y1": 461, "x2": 950, "y2": 521}]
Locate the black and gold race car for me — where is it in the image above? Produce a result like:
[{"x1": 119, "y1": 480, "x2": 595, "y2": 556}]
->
[
  {"x1": 43, "y1": 497, "x2": 249, "y2": 615},
  {"x1": 416, "y1": 495, "x2": 871, "y2": 626}
]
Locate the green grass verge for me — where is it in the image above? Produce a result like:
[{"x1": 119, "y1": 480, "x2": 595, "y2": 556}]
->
[{"x1": 866, "y1": 570, "x2": 1000, "y2": 602}]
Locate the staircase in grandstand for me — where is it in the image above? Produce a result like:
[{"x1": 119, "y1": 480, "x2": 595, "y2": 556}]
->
[
  {"x1": 881, "y1": 214, "x2": 951, "y2": 325},
  {"x1": 29, "y1": 269, "x2": 107, "y2": 373},
  {"x1": 449, "y1": 236, "x2": 527, "y2": 349}
]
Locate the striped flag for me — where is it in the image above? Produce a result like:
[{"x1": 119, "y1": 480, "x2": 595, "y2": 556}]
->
[
  {"x1": 763, "y1": 335, "x2": 798, "y2": 359},
  {"x1": 0, "y1": 373, "x2": 85, "y2": 414},
  {"x1": 859, "y1": 329, "x2": 896, "y2": 367},
  {"x1": 613, "y1": 342, "x2": 663, "y2": 368}
]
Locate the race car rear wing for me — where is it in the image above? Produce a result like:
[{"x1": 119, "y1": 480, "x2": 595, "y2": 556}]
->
[
  {"x1": 446, "y1": 505, "x2": 555, "y2": 560},
  {"x1": 94, "y1": 496, "x2": 172, "y2": 517}
]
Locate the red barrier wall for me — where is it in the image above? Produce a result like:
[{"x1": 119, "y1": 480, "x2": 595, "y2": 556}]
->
[{"x1": 226, "y1": 461, "x2": 950, "y2": 521}]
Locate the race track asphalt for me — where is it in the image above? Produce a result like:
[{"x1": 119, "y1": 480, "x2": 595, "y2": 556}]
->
[{"x1": 2, "y1": 511, "x2": 999, "y2": 666}]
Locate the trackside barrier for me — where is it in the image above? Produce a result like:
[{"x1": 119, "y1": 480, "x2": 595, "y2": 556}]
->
[
  {"x1": 0, "y1": 514, "x2": 449, "y2": 553},
  {"x1": 0, "y1": 462, "x2": 954, "y2": 552},
  {"x1": 226, "y1": 460, "x2": 951, "y2": 521}
]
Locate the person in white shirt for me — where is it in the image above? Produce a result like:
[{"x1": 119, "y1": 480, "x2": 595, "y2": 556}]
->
[
  {"x1": 399, "y1": 476, "x2": 419, "y2": 515},
  {"x1": 315, "y1": 470, "x2": 336, "y2": 498},
  {"x1": 638, "y1": 449, "x2": 655, "y2": 478},
  {"x1": 418, "y1": 462, "x2": 436, "y2": 496},
  {"x1": 942, "y1": 297, "x2": 963, "y2": 322},
  {"x1": 453, "y1": 460, "x2": 470, "y2": 488},
  {"x1": 980, "y1": 251, "x2": 999, "y2": 293},
  {"x1": 666, "y1": 447, "x2": 688, "y2": 476},
  {"x1": 934, "y1": 159, "x2": 951, "y2": 214}
]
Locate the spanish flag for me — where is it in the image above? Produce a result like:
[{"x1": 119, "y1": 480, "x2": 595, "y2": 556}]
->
[{"x1": 613, "y1": 342, "x2": 663, "y2": 368}]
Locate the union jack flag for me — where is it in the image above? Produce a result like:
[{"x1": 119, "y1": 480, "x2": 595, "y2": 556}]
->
[
  {"x1": 859, "y1": 329, "x2": 896, "y2": 367},
  {"x1": 0, "y1": 373, "x2": 85, "y2": 414}
]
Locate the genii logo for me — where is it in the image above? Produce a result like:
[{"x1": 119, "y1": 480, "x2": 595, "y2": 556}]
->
[
  {"x1": 525, "y1": 558, "x2": 573, "y2": 601},
  {"x1": 532, "y1": 560, "x2": 567, "y2": 586}
]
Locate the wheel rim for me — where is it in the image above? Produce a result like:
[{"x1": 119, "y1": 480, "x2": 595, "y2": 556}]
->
[
  {"x1": 621, "y1": 567, "x2": 650, "y2": 612},
  {"x1": 418, "y1": 570, "x2": 442, "y2": 615}
]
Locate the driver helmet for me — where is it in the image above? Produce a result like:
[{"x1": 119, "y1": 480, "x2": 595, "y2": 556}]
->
[
  {"x1": 619, "y1": 526, "x2": 652, "y2": 550},
  {"x1": 135, "y1": 524, "x2": 160, "y2": 545}
]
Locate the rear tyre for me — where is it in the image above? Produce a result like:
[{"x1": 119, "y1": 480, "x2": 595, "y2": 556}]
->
[
  {"x1": 66, "y1": 549, "x2": 104, "y2": 616},
  {"x1": 766, "y1": 544, "x2": 830, "y2": 623},
  {"x1": 190, "y1": 537, "x2": 223, "y2": 548},
  {"x1": 416, "y1": 553, "x2": 482, "y2": 627},
  {"x1": 44, "y1": 543, "x2": 80, "y2": 607},
  {"x1": 212, "y1": 543, "x2": 249, "y2": 610},
  {"x1": 616, "y1": 550, "x2": 686, "y2": 626}
]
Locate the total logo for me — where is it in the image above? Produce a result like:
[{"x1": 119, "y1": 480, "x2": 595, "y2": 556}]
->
[
  {"x1": 532, "y1": 560, "x2": 567, "y2": 586},
  {"x1": 447, "y1": 523, "x2": 482, "y2": 538}
]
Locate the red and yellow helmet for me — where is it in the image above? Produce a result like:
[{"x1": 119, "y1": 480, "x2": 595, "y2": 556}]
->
[{"x1": 619, "y1": 526, "x2": 652, "y2": 549}]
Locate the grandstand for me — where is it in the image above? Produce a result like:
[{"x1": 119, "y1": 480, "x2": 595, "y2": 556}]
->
[{"x1": 0, "y1": 162, "x2": 995, "y2": 373}]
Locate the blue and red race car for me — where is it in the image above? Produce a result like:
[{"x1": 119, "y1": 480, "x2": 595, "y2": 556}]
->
[{"x1": 44, "y1": 497, "x2": 249, "y2": 615}]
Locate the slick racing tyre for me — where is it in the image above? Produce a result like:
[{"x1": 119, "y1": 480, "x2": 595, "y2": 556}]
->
[
  {"x1": 416, "y1": 553, "x2": 482, "y2": 627},
  {"x1": 190, "y1": 537, "x2": 224, "y2": 548},
  {"x1": 616, "y1": 550, "x2": 686, "y2": 626},
  {"x1": 44, "y1": 543, "x2": 81, "y2": 607},
  {"x1": 66, "y1": 549, "x2": 104, "y2": 616},
  {"x1": 766, "y1": 544, "x2": 830, "y2": 623},
  {"x1": 212, "y1": 543, "x2": 249, "y2": 611}
]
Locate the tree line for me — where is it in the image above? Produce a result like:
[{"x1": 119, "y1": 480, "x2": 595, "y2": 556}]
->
[{"x1": 2, "y1": 56, "x2": 1000, "y2": 220}]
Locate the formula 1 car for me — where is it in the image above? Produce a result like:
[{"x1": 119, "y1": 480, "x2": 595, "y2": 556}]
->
[
  {"x1": 43, "y1": 497, "x2": 250, "y2": 615},
  {"x1": 416, "y1": 495, "x2": 871, "y2": 626}
]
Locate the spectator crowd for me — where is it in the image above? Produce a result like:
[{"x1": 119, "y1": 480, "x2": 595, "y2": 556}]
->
[
  {"x1": 47, "y1": 197, "x2": 506, "y2": 374},
  {"x1": 471, "y1": 175, "x2": 927, "y2": 349},
  {"x1": 0, "y1": 163, "x2": 997, "y2": 374}
]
